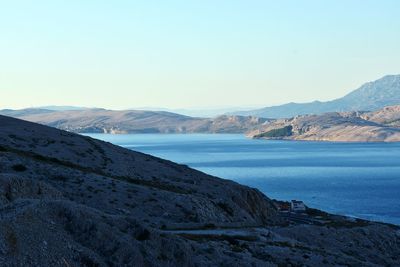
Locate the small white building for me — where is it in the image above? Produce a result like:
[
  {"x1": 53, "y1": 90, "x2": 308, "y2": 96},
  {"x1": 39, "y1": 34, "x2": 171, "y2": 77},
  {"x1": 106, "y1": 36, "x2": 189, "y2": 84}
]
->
[{"x1": 291, "y1": 200, "x2": 306, "y2": 212}]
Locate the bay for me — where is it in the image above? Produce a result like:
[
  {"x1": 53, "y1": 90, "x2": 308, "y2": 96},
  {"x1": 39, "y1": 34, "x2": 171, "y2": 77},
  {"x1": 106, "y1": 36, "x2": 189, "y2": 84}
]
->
[{"x1": 86, "y1": 133, "x2": 400, "y2": 225}]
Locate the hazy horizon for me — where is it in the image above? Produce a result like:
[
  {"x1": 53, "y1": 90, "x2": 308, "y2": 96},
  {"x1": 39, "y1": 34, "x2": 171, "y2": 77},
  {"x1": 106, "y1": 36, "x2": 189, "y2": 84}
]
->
[
  {"x1": 1, "y1": 73, "x2": 398, "y2": 112},
  {"x1": 1, "y1": 1, "x2": 400, "y2": 110}
]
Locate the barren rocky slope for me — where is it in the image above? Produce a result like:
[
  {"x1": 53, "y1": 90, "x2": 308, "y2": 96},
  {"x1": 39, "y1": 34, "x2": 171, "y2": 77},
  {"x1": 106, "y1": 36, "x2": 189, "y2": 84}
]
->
[
  {"x1": 250, "y1": 111, "x2": 400, "y2": 142},
  {"x1": 361, "y1": 105, "x2": 400, "y2": 127},
  {"x1": 0, "y1": 108, "x2": 269, "y2": 134},
  {"x1": 0, "y1": 115, "x2": 399, "y2": 266}
]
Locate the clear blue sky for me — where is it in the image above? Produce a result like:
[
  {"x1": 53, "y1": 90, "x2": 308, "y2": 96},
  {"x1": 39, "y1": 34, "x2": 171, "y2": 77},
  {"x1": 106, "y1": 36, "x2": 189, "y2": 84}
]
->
[{"x1": 1, "y1": 0, "x2": 399, "y2": 110}]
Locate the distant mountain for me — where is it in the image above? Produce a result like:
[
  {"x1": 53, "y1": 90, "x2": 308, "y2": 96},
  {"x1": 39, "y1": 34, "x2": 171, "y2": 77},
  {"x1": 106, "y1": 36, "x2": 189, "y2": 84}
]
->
[
  {"x1": 38, "y1": 105, "x2": 89, "y2": 111},
  {"x1": 163, "y1": 107, "x2": 262, "y2": 118},
  {"x1": 129, "y1": 106, "x2": 262, "y2": 118},
  {"x1": 0, "y1": 106, "x2": 89, "y2": 117},
  {"x1": 0, "y1": 108, "x2": 55, "y2": 117},
  {"x1": 0, "y1": 108, "x2": 269, "y2": 134},
  {"x1": 233, "y1": 74, "x2": 400, "y2": 118}
]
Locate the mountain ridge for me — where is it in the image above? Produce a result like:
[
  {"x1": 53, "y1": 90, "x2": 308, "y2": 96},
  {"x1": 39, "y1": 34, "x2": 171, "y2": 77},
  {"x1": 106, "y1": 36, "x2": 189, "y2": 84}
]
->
[
  {"x1": 3, "y1": 105, "x2": 400, "y2": 142},
  {"x1": 232, "y1": 74, "x2": 400, "y2": 118},
  {"x1": 0, "y1": 108, "x2": 270, "y2": 134}
]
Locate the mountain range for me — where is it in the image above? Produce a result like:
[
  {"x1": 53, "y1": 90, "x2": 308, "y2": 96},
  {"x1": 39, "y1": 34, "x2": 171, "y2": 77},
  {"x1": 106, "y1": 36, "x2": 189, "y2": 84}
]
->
[
  {"x1": 4, "y1": 74, "x2": 400, "y2": 121},
  {"x1": 232, "y1": 74, "x2": 400, "y2": 118},
  {"x1": 0, "y1": 108, "x2": 269, "y2": 134},
  {"x1": 2, "y1": 75, "x2": 400, "y2": 142},
  {"x1": 2, "y1": 105, "x2": 400, "y2": 142}
]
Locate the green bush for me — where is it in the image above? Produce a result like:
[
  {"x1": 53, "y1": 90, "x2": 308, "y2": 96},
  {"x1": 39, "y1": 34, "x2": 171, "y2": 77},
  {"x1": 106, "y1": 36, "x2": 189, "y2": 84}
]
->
[
  {"x1": 255, "y1": 125, "x2": 293, "y2": 138},
  {"x1": 12, "y1": 164, "x2": 27, "y2": 172}
]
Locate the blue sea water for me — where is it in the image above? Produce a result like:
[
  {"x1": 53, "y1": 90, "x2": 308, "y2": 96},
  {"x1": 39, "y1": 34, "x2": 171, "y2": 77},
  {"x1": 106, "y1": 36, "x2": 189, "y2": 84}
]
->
[{"x1": 87, "y1": 133, "x2": 400, "y2": 225}]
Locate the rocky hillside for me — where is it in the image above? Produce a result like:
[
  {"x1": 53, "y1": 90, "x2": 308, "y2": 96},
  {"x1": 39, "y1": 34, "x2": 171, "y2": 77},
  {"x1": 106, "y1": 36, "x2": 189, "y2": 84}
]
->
[
  {"x1": 234, "y1": 74, "x2": 400, "y2": 118},
  {"x1": 249, "y1": 110, "x2": 400, "y2": 142},
  {"x1": 361, "y1": 105, "x2": 400, "y2": 127},
  {"x1": 0, "y1": 115, "x2": 399, "y2": 266},
  {"x1": 0, "y1": 108, "x2": 269, "y2": 134}
]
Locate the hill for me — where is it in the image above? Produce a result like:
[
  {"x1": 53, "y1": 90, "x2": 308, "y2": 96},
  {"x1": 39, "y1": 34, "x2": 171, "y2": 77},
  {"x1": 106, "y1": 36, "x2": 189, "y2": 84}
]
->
[
  {"x1": 0, "y1": 108, "x2": 55, "y2": 117},
  {"x1": 0, "y1": 115, "x2": 399, "y2": 266},
  {"x1": 249, "y1": 108, "x2": 400, "y2": 142},
  {"x1": 234, "y1": 74, "x2": 400, "y2": 118},
  {"x1": 0, "y1": 108, "x2": 269, "y2": 134},
  {"x1": 361, "y1": 105, "x2": 400, "y2": 127}
]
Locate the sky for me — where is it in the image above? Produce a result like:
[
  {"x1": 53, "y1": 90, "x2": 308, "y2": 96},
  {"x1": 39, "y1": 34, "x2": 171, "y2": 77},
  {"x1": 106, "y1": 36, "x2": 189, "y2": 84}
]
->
[{"x1": 1, "y1": 0, "x2": 400, "y2": 110}]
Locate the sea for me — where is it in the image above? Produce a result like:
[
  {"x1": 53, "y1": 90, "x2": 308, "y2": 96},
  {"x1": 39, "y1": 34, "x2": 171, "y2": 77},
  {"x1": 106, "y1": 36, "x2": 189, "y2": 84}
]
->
[{"x1": 86, "y1": 133, "x2": 400, "y2": 225}]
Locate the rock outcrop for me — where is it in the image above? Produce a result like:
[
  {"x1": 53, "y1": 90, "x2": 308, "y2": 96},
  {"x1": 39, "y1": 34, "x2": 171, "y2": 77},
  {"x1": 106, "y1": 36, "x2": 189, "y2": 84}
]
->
[
  {"x1": 361, "y1": 105, "x2": 400, "y2": 127},
  {"x1": 250, "y1": 110, "x2": 400, "y2": 142}
]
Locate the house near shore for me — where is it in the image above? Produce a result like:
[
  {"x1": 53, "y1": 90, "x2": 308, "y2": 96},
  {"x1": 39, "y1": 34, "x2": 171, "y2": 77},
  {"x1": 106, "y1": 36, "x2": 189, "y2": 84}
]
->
[{"x1": 291, "y1": 200, "x2": 306, "y2": 212}]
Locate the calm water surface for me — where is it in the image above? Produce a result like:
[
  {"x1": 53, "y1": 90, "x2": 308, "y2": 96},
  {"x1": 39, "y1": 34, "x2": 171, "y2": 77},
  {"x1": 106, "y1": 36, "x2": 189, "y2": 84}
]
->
[{"x1": 87, "y1": 134, "x2": 400, "y2": 225}]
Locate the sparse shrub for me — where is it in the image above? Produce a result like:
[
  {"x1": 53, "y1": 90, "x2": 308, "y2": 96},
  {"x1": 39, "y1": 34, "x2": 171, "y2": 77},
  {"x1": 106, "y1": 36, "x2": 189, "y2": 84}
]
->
[
  {"x1": 72, "y1": 178, "x2": 84, "y2": 185},
  {"x1": 86, "y1": 185, "x2": 94, "y2": 191},
  {"x1": 217, "y1": 202, "x2": 234, "y2": 216},
  {"x1": 12, "y1": 164, "x2": 27, "y2": 172},
  {"x1": 52, "y1": 175, "x2": 68, "y2": 182},
  {"x1": 157, "y1": 253, "x2": 168, "y2": 261},
  {"x1": 203, "y1": 223, "x2": 216, "y2": 229},
  {"x1": 231, "y1": 245, "x2": 245, "y2": 253},
  {"x1": 79, "y1": 252, "x2": 101, "y2": 267},
  {"x1": 255, "y1": 125, "x2": 293, "y2": 138},
  {"x1": 135, "y1": 229, "x2": 150, "y2": 241},
  {"x1": 5, "y1": 228, "x2": 18, "y2": 254},
  {"x1": 43, "y1": 139, "x2": 56, "y2": 146},
  {"x1": 33, "y1": 154, "x2": 46, "y2": 161}
]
